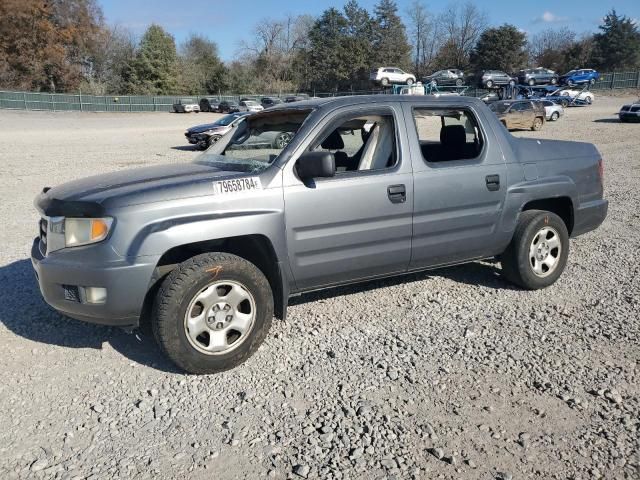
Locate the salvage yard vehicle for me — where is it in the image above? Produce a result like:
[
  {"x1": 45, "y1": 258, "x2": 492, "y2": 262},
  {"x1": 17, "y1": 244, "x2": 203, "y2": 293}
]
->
[
  {"x1": 239, "y1": 100, "x2": 264, "y2": 112},
  {"x1": 489, "y1": 99, "x2": 546, "y2": 131},
  {"x1": 423, "y1": 69, "x2": 465, "y2": 86},
  {"x1": 479, "y1": 70, "x2": 516, "y2": 88},
  {"x1": 560, "y1": 69, "x2": 599, "y2": 86},
  {"x1": 618, "y1": 100, "x2": 640, "y2": 122},
  {"x1": 517, "y1": 68, "x2": 559, "y2": 86},
  {"x1": 173, "y1": 98, "x2": 200, "y2": 113},
  {"x1": 199, "y1": 97, "x2": 220, "y2": 113},
  {"x1": 370, "y1": 67, "x2": 416, "y2": 86},
  {"x1": 218, "y1": 100, "x2": 240, "y2": 113},
  {"x1": 31, "y1": 95, "x2": 608, "y2": 374},
  {"x1": 541, "y1": 100, "x2": 564, "y2": 121},
  {"x1": 184, "y1": 112, "x2": 249, "y2": 149}
]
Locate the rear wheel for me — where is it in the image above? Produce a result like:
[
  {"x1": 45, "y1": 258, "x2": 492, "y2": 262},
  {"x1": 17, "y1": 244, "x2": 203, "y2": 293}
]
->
[
  {"x1": 528, "y1": 79, "x2": 535, "y2": 86},
  {"x1": 207, "y1": 135, "x2": 222, "y2": 147},
  {"x1": 585, "y1": 96, "x2": 593, "y2": 105},
  {"x1": 406, "y1": 78, "x2": 414, "y2": 86},
  {"x1": 551, "y1": 78, "x2": 558, "y2": 85},
  {"x1": 455, "y1": 78, "x2": 463, "y2": 86},
  {"x1": 500, "y1": 210, "x2": 569, "y2": 290},
  {"x1": 589, "y1": 78, "x2": 596, "y2": 85},
  {"x1": 381, "y1": 78, "x2": 389, "y2": 87},
  {"x1": 272, "y1": 132, "x2": 292, "y2": 149},
  {"x1": 486, "y1": 80, "x2": 494, "y2": 88},
  {"x1": 152, "y1": 253, "x2": 274, "y2": 374},
  {"x1": 532, "y1": 117, "x2": 543, "y2": 130}
]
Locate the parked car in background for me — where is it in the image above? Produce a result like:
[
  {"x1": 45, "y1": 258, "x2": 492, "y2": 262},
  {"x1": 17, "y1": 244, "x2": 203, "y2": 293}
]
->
[
  {"x1": 173, "y1": 98, "x2": 200, "y2": 113},
  {"x1": 199, "y1": 97, "x2": 220, "y2": 112},
  {"x1": 370, "y1": 67, "x2": 416, "y2": 86},
  {"x1": 284, "y1": 95, "x2": 308, "y2": 103},
  {"x1": 517, "y1": 68, "x2": 559, "y2": 86},
  {"x1": 185, "y1": 112, "x2": 248, "y2": 149},
  {"x1": 423, "y1": 69, "x2": 465, "y2": 86},
  {"x1": 218, "y1": 100, "x2": 240, "y2": 113},
  {"x1": 239, "y1": 100, "x2": 264, "y2": 112},
  {"x1": 261, "y1": 97, "x2": 282, "y2": 108},
  {"x1": 619, "y1": 100, "x2": 640, "y2": 122},
  {"x1": 480, "y1": 70, "x2": 516, "y2": 88},
  {"x1": 489, "y1": 99, "x2": 545, "y2": 131},
  {"x1": 560, "y1": 69, "x2": 599, "y2": 86},
  {"x1": 557, "y1": 88, "x2": 595, "y2": 105},
  {"x1": 540, "y1": 100, "x2": 564, "y2": 121}
]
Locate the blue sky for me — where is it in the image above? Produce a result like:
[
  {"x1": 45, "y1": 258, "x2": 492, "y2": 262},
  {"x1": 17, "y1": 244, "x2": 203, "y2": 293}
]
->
[{"x1": 100, "y1": 0, "x2": 640, "y2": 60}]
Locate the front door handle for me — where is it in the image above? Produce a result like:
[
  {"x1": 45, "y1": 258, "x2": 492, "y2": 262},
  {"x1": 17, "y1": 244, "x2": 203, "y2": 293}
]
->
[
  {"x1": 486, "y1": 174, "x2": 500, "y2": 191},
  {"x1": 387, "y1": 184, "x2": 406, "y2": 203}
]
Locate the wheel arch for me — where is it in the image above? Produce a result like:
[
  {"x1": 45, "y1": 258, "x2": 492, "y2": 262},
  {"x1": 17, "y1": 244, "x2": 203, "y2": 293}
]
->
[
  {"x1": 521, "y1": 197, "x2": 575, "y2": 235},
  {"x1": 141, "y1": 234, "x2": 288, "y2": 325}
]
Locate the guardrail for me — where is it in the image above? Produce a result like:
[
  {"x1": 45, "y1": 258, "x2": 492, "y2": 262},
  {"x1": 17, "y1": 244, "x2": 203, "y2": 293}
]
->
[{"x1": 1, "y1": 70, "x2": 638, "y2": 112}]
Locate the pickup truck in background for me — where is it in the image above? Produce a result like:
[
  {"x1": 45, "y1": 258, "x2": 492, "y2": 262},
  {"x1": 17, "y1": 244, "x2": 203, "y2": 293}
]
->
[{"x1": 31, "y1": 96, "x2": 608, "y2": 374}]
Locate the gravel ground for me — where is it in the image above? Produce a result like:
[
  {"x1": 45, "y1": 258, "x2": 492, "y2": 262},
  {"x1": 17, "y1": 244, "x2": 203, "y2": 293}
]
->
[{"x1": 0, "y1": 96, "x2": 638, "y2": 480}]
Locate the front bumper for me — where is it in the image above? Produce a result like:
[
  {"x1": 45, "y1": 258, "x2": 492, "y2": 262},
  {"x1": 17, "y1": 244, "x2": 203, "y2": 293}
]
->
[
  {"x1": 572, "y1": 199, "x2": 608, "y2": 238},
  {"x1": 30, "y1": 238, "x2": 160, "y2": 327}
]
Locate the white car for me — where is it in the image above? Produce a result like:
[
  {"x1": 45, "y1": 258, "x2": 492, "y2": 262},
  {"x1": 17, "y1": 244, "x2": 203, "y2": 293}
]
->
[
  {"x1": 541, "y1": 100, "x2": 564, "y2": 121},
  {"x1": 173, "y1": 99, "x2": 200, "y2": 113},
  {"x1": 239, "y1": 100, "x2": 264, "y2": 112},
  {"x1": 558, "y1": 89, "x2": 594, "y2": 105},
  {"x1": 370, "y1": 67, "x2": 416, "y2": 87}
]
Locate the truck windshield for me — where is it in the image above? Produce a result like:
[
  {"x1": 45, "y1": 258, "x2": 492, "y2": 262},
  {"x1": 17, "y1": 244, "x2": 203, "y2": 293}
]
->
[{"x1": 194, "y1": 109, "x2": 313, "y2": 174}]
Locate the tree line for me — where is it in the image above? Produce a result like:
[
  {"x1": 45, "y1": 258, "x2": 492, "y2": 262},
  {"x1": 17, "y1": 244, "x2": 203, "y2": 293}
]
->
[{"x1": 1, "y1": 0, "x2": 639, "y2": 96}]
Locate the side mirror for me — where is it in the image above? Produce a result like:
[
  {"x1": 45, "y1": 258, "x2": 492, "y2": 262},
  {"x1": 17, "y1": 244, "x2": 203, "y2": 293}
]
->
[{"x1": 296, "y1": 152, "x2": 336, "y2": 179}]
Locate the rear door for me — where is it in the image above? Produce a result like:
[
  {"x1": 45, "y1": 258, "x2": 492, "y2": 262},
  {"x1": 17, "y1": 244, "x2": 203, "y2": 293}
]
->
[
  {"x1": 403, "y1": 103, "x2": 507, "y2": 268},
  {"x1": 282, "y1": 103, "x2": 413, "y2": 290}
]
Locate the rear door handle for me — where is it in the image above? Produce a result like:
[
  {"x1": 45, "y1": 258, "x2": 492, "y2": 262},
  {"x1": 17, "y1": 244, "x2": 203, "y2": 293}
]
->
[
  {"x1": 485, "y1": 174, "x2": 500, "y2": 191},
  {"x1": 387, "y1": 184, "x2": 406, "y2": 203}
]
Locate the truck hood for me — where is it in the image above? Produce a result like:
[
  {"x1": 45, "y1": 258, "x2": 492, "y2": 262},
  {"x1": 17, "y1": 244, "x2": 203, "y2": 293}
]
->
[
  {"x1": 36, "y1": 162, "x2": 257, "y2": 215},
  {"x1": 187, "y1": 123, "x2": 226, "y2": 134}
]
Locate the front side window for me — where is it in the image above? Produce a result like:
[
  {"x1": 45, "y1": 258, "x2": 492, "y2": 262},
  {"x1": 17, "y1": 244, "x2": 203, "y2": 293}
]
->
[
  {"x1": 195, "y1": 109, "x2": 312, "y2": 174},
  {"x1": 311, "y1": 113, "x2": 398, "y2": 173},
  {"x1": 412, "y1": 108, "x2": 483, "y2": 163}
]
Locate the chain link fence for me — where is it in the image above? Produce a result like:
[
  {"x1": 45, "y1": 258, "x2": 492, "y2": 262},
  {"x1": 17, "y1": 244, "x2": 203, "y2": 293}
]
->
[{"x1": 1, "y1": 70, "x2": 638, "y2": 112}]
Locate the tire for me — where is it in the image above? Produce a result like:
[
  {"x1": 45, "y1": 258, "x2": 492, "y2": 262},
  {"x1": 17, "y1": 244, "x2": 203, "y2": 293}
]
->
[
  {"x1": 589, "y1": 78, "x2": 596, "y2": 85},
  {"x1": 485, "y1": 80, "x2": 494, "y2": 88},
  {"x1": 532, "y1": 117, "x2": 543, "y2": 131},
  {"x1": 272, "y1": 132, "x2": 291, "y2": 149},
  {"x1": 500, "y1": 210, "x2": 569, "y2": 290},
  {"x1": 551, "y1": 111, "x2": 559, "y2": 121},
  {"x1": 455, "y1": 79, "x2": 463, "y2": 86},
  {"x1": 406, "y1": 78, "x2": 414, "y2": 86},
  {"x1": 152, "y1": 253, "x2": 274, "y2": 374},
  {"x1": 585, "y1": 96, "x2": 593, "y2": 105},
  {"x1": 528, "y1": 79, "x2": 535, "y2": 86},
  {"x1": 568, "y1": 80, "x2": 575, "y2": 87},
  {"x1": 551, "y1": 78, "x2": 557, "y2": 85},
  {"x1": 381, "y1": 78, "x2": 389, "y2": 87},
  {"x1": 509, "y1": 80, "x2": 516, "y2": 87},
  {"x1": 560, "y1": 99, "x2": 569, "y2": 108},
  {"x1": 431, "y1": 79, "x2": 438, "y2": 86},
  {"x1": 207, "y1": 135, "x2": 222, "y2": 147}
]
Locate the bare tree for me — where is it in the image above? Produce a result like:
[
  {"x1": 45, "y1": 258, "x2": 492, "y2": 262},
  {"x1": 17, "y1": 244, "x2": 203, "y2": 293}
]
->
[
  {"x1": 527, "y1": 27, "x2": 577, "y2": 72},
  {"x1": 437, "y1": 1, "x2": 487, "y2": 69},
  {"x1": 406, "y1": 1, "x2": 433, "y2": 76}
]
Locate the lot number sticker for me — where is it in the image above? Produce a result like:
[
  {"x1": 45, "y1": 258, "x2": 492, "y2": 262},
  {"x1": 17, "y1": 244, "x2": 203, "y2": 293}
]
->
[{"x1": 213, "y1": 177, "x2": 263, "y2": 195}]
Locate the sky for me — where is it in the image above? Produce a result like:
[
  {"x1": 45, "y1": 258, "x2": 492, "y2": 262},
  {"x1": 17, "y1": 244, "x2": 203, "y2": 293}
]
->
[{"x1": 99, "y1": 0, "x2": 640, "y2": 60}]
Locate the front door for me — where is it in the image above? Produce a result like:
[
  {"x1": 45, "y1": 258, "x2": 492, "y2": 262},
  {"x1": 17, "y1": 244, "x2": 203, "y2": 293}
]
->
[
  {"x1": 282, "y1": 105, "x2": 413, "y2": 290},
  {"x1": 403, "y1": 103, "x2": 507, "y2": 269}
]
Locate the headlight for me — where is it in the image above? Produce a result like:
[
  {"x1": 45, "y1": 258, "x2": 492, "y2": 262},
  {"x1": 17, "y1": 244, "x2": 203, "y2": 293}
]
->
[{"x1": 65, "y1": 218, "x2": 113, "y2": 247}]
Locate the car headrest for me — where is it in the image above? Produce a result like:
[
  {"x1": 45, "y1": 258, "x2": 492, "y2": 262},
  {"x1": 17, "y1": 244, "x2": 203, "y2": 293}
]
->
[
  {"x1": 440, "y1": 125, "x2": 466, "y2": 145},
  {"x1": 321, "y1": 129, "x2": 344, "y2": 150}
]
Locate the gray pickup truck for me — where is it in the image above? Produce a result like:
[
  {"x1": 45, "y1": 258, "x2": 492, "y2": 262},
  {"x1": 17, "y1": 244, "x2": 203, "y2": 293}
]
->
[{"x1": 31, "y1": 96, "x2": 607, "y2": 374}]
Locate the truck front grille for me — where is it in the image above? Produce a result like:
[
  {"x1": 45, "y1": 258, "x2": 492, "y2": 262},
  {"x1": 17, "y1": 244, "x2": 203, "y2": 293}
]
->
[{"x1": 39, "y1": 218, "x2": 48, "y2": 255}]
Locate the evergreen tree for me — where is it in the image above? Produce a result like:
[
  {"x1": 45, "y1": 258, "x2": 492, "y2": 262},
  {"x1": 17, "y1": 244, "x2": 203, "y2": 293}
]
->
[
  {"x1": 130, "y1": 24, "x2": 179, "y2": 95},
  {"x1": 179, "y1": 35, "x2": 226, "y2": 95},
  {"x1": 372, "y1": 0, "x2": 411, "y2": 68},
  {"x1": 470, "y1": 24, "x2": 527, "y2": 73},
  {"x1": 307, "y1": 8, "x2": 350, "y2": 91},
  {"x1": 343, "y1": 0, "x2": 375, "y2": 89},
  {"x1": 591, "y1": 10, "x2": 640, "y2": 70}
]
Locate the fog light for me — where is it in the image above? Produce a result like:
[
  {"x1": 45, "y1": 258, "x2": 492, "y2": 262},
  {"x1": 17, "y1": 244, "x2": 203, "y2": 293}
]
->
[{"x1": 81, "y1": 287, "x2": 107, "y2": 304}]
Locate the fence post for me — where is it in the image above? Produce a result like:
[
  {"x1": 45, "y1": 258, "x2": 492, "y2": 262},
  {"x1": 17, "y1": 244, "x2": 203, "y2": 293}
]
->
[
  {"x1": 610, "y1": 72, "x2": 616, "y2": 89},
  {"x1": 79, "y1": 89, "x2": 83, "y2": 111},
  {"x1": 153, "y1": 96, "x2": 156, "y2": 112},
  {"x1": 636, "y1": 71, "x2": 640, "y2": 89},
  {"x1": 23, "y1": 92, "x2": 27, "y2": 110}
]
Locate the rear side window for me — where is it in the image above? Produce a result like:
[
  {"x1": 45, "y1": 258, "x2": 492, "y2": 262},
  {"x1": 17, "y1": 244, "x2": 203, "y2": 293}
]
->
[{"x1": 412, "y1": 108, "x2": 483, "y2": 163}]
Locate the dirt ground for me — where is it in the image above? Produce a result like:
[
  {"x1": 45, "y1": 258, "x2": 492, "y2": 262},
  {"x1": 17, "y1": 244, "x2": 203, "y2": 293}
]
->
[{"x1": 0, "y1": 95, "x2": 638, "y2": 480}]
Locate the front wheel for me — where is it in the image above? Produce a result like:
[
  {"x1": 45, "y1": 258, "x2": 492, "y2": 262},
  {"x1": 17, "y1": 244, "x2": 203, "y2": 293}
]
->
[
  {"x1": 585, "y1": 96, "x2": 593, "y2": 105},
  {"x1": 551, "y1": 78, "x2": 557, "y2": 85},
  {"x1": 589, "y1": 78, "x2": 596, "y2": 85},
  {"x1": 528, "y1": 79, "x2": 535, "y2": 86},
  {"x1": 406, "y1": 78, "x2": 414, "y2": 86},
  {"x1": 455, "y1": 79, "x2": 463, "y2": 86},
  {"x1": 152, "y1": 253, "x2": 274, "y2": 374},
  {"x1": 551, "y1": 111, "x2": 559, "y2": 121},
  {"x1": 207, "y1": 135, "x2": 222, "y2": 147},
  {"x1": 500, "y1": 210, "x2": 569, "y2": 290},
  {"x1": 485, "y1": 80, "x2": 494, "y2": 88},
  {"x1": 381, "y1": 78, "x2": 389, "y2": 87},
  {"x1": 272, "y1": 132, "x2": 292, "y2": 149},
  {"x1": 509, "y1": 80, "x2": 516, "y2": 87}
]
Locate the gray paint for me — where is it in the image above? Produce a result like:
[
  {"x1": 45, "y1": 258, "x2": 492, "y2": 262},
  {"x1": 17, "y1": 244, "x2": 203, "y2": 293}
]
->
[{"x1": 31, "y1": 95, "x2": 608, "y2": 327}]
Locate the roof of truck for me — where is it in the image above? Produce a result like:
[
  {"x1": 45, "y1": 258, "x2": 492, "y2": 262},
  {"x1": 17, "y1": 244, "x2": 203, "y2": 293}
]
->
[{"x1": 268, "y1": 94, "x2": 486, "y2": 110}]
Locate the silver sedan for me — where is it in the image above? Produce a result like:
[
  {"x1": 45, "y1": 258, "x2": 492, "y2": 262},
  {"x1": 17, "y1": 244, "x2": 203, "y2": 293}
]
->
[{"x1": 541, "y1": 100, "x2": 564, "y2": 121}]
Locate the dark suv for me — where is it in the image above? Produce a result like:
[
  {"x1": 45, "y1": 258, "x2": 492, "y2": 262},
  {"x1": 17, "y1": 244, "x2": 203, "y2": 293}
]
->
[
  {"x1": 261, "y1": 97, "x2": 282, "y2": 108},
  {"x1": 517, "y1": 68, "x2": 559, "y2": 86},
  {"x1": 480, "y1": 70, "x2": 516, "y2": 88}
]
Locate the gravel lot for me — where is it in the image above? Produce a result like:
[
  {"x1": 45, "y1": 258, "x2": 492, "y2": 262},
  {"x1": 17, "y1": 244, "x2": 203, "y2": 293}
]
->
[{"x1": 0, "y1": 96, "x2": 638, "y2": 480}]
